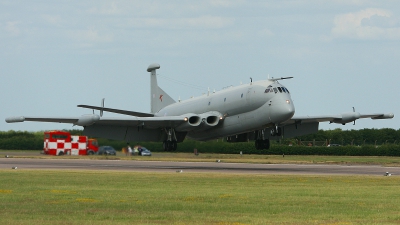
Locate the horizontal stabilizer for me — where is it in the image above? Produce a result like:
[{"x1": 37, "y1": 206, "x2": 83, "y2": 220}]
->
[{"x1": 77, "y1": 105, "x2": 154, "y2": 117}]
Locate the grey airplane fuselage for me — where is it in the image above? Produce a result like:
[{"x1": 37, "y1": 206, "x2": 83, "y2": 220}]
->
[{"x1": 155, "y1": 80, "x2": 295, "y2": 140}]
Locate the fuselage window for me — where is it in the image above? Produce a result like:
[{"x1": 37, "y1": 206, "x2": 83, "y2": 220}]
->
[
  {"x1": 277, "y1": 87, "x2": 282, "y2": 93},
  {"x1": 273, "y1": 88, "x2": 278, "y2": 93}
]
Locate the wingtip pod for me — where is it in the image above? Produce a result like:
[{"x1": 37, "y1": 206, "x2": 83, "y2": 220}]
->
[
  {"x1": 5, "y1": 116, "x2": 25, "y2": 123},
  {"x1": 372, "y1": 113, "x2": 394, "y2": 119}
]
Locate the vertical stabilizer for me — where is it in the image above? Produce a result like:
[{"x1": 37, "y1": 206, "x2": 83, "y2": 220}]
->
[{"x1": 147, "y1": 63, "x2": 176, "y2": 114}]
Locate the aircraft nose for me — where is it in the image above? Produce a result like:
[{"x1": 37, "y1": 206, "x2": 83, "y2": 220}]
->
[{"x1": 269, "y1": 97, "x2": 295, "y2": 124}]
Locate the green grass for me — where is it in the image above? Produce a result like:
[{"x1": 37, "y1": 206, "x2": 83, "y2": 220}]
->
[{"x1": 1, "y1": 170, "x2": 400, "y2": 224}]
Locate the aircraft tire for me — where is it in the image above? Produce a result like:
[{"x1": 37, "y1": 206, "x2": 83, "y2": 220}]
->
[
  {"x1": 255, "y1": 140, "x2": 261, "y2": 150},
  {"x1": 263, "y1": 139, "x2": 270, "y2": 150},
  {"x1": 164, "y1": 141, "x2": 175, "y2": 151},
  {"x1": 58, "y1": 151, "x2": 64, "y2": 156},
  {"x1": 171, "y1": 141, "x2": 177, "y2": 151},
  {"x1": 163, "y1": 141, "x2": 168, "y2": 151}
]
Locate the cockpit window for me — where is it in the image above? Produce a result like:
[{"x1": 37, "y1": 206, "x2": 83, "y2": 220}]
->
[
  {"x1": 264, "y1": 89, "x2": 270, "y2": 93},
  {"x1": 277, "y1": 87, "x2": 283, "y2": 93},
  {"x1": 281, "y1": 87, "x2": 286, "y2": 93},
  {"x1": 283, "y1": 87, "x2": 290, "y2": 93},
  {"x1": 273, "y1": 88, "x2": 278, "y2": 93}
]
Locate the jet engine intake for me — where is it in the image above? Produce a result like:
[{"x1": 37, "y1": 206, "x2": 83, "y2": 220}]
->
[
  {"x1": 200, "y1": 111, "x2": 223, "y2": 127},
  {"x1": 175, "y1": 114, "x2": 202, "y2": 131}
]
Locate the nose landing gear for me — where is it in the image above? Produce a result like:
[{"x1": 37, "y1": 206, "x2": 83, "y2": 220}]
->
[{"x1": 270, "y1": 126, "x2": 282, "y2": 136}]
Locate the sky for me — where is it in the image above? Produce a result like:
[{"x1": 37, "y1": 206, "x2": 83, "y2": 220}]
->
[{"x1": 1, "y1": 0, "x2": 399, "y2": 132}]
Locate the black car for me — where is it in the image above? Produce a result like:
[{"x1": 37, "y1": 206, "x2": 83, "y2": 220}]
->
[{"x1": 97, "y1": 146, "x2": 117, "y2": 155}]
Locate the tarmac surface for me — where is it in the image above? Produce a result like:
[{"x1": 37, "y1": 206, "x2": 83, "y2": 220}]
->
[{"x1": 1, "y1": 157, "x2": 399, "y2": 176}]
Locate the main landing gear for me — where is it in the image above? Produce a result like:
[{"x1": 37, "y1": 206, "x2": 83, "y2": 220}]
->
[
  {"x1": 255, "y1": 129, "x2": 270, "y2": 150},
  {"x1": 163, "y1": 140, "x2": 177, "y2": 151},
  {"x1": 163, "y1": 128, "x2": 178, "y2": 151}
]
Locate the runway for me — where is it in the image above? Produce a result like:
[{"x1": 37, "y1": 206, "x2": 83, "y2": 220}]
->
[{"x1": 1, "y1": 158, "x2": 399, "y2": 175}]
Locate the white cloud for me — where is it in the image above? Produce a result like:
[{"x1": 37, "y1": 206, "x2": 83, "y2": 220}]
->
[
  {"x1": 67, "y1": 27, "x2": 114, "y2": 44},
  {"x1": 4, "y1": 21, "x2": 21, "y2": 36},
  {"x1": 41, "y1": 15, "x2": 62, "y2": 25},
  {"x1": 208, "y1": 0, "x2": 246, "y2": 7},
  {"x1": 331, "y1": 8, "x2": 400, "y2": 40},
  {"x1": 87, "y1": 2, "x2": 120, "y2": 15},
  {"x1": 125, "y1": 15, "x2": 234, "y2": 30}
]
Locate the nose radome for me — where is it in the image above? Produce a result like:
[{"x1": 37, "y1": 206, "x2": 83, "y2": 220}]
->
[{"x1": 270, "y1": 99, "x2": 295, "y2": 124}]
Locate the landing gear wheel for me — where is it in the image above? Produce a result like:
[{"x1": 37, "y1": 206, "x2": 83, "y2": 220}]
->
[
  {"x1": 171, "y1": 141, "x2": 177, "y2": 151},
  {"x1": 262, "y1": 139, "x2": 270, "y2": 150},
  {"x1": 163, "y1": 141, "x2": 170, "y2": 151},
  {"x1": 255, "y1": 140, "x2": 263, "y2": 150}
]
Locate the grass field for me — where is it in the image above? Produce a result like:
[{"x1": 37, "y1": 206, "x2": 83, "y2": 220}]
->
[{"x1": 1, "y1": 170, "x2": 400, "y2": 224}]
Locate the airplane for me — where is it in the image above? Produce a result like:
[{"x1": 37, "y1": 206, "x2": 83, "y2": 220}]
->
[{"x1": 5, "y1": 63, "x2": 394, "y2": 151}]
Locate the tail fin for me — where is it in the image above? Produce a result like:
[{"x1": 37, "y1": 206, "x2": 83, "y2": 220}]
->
[{"x1": 147, "y1": 63, "x2": 176, "y2": 114}]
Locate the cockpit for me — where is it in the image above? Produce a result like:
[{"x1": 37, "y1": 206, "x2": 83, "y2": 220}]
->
[{"x1": 264, "y1": 85, "x2": 290, "y2": 94}]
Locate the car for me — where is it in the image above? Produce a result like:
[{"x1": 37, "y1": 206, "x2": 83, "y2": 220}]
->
[
  {"x1": 97, "y1": 146, "x2": 117, "y2": 155},
  {"x1": 139, "y1": 147, "x2": 152, "y2": 156},
  {"x1": 327, "y1": 144, "x2": 341, "y2": 147}
]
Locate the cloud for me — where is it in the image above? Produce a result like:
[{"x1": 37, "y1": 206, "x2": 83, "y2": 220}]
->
[
  {"x1": 208, "y1": 0, "x2": 246, "y2": 7},
  {"x1": 4, "y1": 21, "x2": 21, "y2": 36},
  {"x1": 87, "y1": 2, "x2": 120, "y2": 15},
  {"x1": 67, "y1": 27, "x2": 114, "y2": 44},
  {"x1": 125, "y1": 15, "x2": 234, "y2": 30},
  {"x1": 331, "y1": 8, "x2": 400, "y2": 40},
  {"x1": 41, "y1": 15, "x2": 62, "y2": 25}
]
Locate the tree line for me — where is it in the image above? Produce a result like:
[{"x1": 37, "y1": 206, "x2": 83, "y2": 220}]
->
[{"x1": 1, "y1": 128, "x2": 399, "y2": 156}]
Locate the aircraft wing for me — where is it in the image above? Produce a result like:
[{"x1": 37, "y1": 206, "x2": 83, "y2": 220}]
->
[
  {"x1": 6, "y1": 116, "x2": 82, "y2": 124},
  {"x1": 282, "y1": 112, "x2": 394, "y2": 125},
  {"x1": 6, "y1": 114, "x2": 197, "y2": 143},
  {"x1": 77, "y1": 105, "x2": 154, "y2": 117},
  {"x1": 5, "y1": 114, "x2": 188, "y2": 128},
  {"x1": 92, "y1": 116, "x2": 188, "y2": 128},
  {"x1": 273, "y1": 112, "x2": 394, "y2": 139}
]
